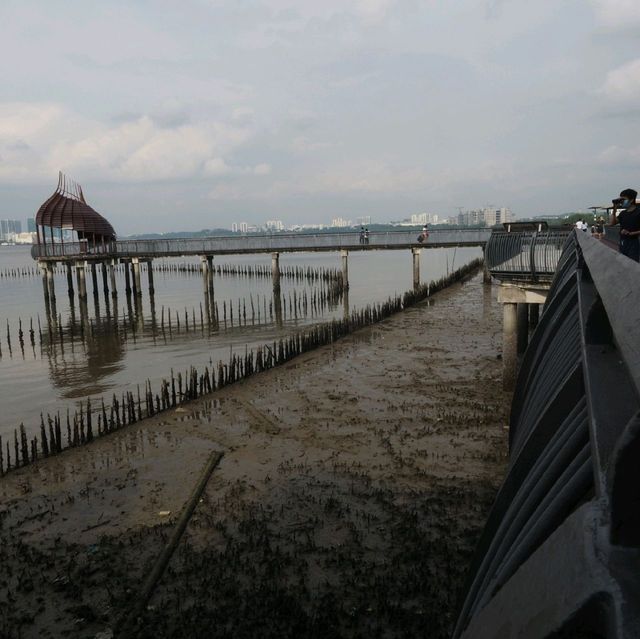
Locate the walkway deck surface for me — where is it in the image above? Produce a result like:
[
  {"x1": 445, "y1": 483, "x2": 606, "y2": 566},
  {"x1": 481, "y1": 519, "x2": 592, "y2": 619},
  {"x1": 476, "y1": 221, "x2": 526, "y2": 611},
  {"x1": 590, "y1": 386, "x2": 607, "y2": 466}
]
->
[{"x1": 0, "y1": 274, "x2": 509, "y2": 639}]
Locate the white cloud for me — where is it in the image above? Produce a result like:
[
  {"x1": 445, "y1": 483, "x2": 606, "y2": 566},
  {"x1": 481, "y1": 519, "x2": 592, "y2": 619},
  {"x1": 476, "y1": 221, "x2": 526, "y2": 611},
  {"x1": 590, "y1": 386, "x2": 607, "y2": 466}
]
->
[
  {"x1": 0, "y1": 102, "x2": 268, "y2": 183},
  {"x1": 590, "y1": 0, "x2": 640, "y2": 29},
  {"x1": 599, "y1": 58, "x2": 640, "y2": 105}
]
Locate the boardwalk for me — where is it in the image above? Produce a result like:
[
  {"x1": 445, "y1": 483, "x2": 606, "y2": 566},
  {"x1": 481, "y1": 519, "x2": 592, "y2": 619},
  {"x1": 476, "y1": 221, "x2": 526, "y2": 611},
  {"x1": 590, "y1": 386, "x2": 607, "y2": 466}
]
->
[{"x1": 31, "y1": 228, "x2": 492, "y2": 261}]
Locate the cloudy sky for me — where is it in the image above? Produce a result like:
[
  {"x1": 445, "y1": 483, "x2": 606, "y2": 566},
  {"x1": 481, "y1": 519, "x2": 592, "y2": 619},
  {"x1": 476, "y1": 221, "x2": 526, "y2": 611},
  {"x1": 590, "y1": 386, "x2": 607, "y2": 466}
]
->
[{"x1": 1, "y1": 0, "x2": 639, "y2": 233}]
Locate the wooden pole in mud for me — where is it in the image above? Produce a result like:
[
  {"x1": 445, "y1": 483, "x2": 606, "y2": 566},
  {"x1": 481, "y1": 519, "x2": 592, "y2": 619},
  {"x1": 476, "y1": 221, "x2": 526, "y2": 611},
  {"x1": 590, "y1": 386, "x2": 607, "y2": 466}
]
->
[
  {"x1": 101, "y1": 262, "x2": 109, "y2": 296},
  {"x1": 412, "y1": 247, "x2": 421, "y2": 291}
]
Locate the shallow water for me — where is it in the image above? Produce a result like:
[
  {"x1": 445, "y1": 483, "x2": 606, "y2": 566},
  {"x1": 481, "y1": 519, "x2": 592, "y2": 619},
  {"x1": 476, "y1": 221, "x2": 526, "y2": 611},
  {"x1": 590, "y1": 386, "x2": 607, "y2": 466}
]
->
[{"x1": 0, "y1": 244, "x2": 481, "y2": 439}]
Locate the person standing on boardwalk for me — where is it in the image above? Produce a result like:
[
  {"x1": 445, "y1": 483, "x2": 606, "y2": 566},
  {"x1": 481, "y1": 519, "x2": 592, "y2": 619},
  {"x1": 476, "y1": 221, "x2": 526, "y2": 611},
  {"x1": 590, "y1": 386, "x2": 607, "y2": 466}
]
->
[
  {"x1": 364, "y1": 228, "x2": 370, "y2": 244},
  {"x1": 610, "y1": 188, "x2": 640, "y2": 262}
]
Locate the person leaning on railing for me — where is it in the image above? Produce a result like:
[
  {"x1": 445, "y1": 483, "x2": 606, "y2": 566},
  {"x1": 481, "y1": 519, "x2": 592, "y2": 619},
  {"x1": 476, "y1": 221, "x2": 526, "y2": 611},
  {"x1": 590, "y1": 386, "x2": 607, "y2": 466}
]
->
[{"x1": 609, "y1": 188, "x2": 640, "y2": 262}]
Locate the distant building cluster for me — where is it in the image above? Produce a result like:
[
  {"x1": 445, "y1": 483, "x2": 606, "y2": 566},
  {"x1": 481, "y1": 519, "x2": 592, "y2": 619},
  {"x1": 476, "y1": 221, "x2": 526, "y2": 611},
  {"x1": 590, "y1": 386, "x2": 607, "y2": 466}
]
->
[
  {"x1": 228, "y1": 206, "x2": 513, "y2": 233},
  {"x1": 452, "y1": 206, "x2": 513, "y2": 227},
  {"x1": 0, "y1": 218, "x2": 36, "y2": 244}
]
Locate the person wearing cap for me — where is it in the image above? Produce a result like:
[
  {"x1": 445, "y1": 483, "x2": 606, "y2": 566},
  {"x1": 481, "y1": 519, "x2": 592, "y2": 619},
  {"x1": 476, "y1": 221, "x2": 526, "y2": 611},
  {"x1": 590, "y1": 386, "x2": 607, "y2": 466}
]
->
[{"x1": 610, "y1": 188, "x2": 640, "y2": 262}]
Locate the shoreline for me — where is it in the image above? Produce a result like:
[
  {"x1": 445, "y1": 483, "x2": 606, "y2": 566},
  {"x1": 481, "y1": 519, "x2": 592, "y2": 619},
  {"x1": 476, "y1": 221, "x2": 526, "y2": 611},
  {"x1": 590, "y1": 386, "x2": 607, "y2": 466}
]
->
[{"x1": 0, "y1": 270, "x2": 510, "y2": 639}]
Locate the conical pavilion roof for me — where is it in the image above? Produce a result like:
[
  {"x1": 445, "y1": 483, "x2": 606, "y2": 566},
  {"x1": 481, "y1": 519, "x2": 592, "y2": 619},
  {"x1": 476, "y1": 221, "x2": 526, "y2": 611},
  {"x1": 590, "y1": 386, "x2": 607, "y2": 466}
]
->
[{"x1": 35, "y1": 173, "x2": 116, "y2": 240}]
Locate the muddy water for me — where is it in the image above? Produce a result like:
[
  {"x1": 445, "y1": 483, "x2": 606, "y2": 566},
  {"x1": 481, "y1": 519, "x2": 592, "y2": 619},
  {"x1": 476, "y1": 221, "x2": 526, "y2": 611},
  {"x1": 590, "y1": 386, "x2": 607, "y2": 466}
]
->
[{"x1": 0, "y1": 244, "x2": 481, "y2": 438}]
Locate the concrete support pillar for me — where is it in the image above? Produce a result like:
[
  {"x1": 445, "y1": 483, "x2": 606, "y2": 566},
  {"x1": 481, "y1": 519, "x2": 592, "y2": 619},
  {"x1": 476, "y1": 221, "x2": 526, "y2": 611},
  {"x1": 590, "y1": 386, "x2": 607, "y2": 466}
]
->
[
  {"x1": 132, "y1": 259, "x2": 142, "y2": 298},
  {"x1": 45, "y1": 263, "x2": 56, "y2": 301},
  {"x1": 341, "y1": 249, "x2": 349, "y2": 290},
  {"x1": 517, "y1": 303, "x2": 529, "y2": 355},
  {"x1": 123, "y1": 261, "x2": 131, "y2": 295},
  {"x1": 482, "y1": 246, "x2": 492, "y2": 284},
  {"x1": 76, "y1": 262, "x2": 87, "y2": 301},
  {"x1": 90, "y1": 263, "x2": 98, "y2": 297},
  {"x1": 412, "y1": 247, "x2": 421, "y2": 290},
  {"x1": 66, "y1": 263, "x2": 74, "y2": 297},
  {"x1": 109, "y1": 261, "x2": 117, "y2": 298},
  {"x1": 503, "y1": 302, "x2": 518, "y2": 391},
  {"x1": 147, "y1": 259, "x2": 155, "y2": 295},
  {"x1": 271, "y1": 253, "x2": 280, "y2": 289},
  {"x1": 529, "y1": 303, "x2": 540, "y2": 328}
]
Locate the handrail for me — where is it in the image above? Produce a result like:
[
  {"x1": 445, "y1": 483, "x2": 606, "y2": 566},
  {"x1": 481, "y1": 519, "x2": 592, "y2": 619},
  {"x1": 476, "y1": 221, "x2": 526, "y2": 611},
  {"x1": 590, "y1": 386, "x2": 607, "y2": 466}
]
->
[
  {"x1": 454, "y1": 231, "x2": 640, "y2": 638},
  {"x1": 30, "y1": 228, "x2": 492, "y2": 261},
  {"x1": 485, "y1": 229, "x2": 571, "y2": 282}
]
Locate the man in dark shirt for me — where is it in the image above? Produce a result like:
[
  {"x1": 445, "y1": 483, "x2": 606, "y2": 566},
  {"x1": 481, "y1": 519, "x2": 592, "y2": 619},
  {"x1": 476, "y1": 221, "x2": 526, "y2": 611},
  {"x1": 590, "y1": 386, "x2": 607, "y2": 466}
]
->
[{"x1": 610, "y1": 188, "x2": 640, "y2": 262}]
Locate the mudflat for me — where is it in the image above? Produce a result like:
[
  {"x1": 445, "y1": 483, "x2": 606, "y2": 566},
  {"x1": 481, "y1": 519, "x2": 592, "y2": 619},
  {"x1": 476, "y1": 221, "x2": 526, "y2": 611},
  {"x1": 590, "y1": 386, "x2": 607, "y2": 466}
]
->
[{"x1": 0, "y1": 272, "x2": 510, "y2": 639}]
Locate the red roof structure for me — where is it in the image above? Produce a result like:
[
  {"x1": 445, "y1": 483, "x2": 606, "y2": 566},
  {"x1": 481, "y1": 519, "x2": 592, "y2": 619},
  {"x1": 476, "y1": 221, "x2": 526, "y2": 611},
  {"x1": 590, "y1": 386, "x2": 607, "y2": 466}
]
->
[{"x1": 35, "y1": 172, "x2": 116, "y2": 248}]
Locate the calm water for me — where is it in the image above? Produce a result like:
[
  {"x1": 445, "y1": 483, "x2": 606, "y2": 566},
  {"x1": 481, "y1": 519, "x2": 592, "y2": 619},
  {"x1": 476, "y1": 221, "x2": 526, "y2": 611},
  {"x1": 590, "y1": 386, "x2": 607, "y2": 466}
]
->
[{"x1": 0, "y1": 244, "x2": 481, "y2": 440}]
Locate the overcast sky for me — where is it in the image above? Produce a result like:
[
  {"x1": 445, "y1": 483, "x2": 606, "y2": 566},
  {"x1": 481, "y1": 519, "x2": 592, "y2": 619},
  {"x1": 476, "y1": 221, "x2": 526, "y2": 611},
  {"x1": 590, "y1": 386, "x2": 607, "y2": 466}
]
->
[{"x1": 1, "y1": 0, "x2": 639, "y2": 233}]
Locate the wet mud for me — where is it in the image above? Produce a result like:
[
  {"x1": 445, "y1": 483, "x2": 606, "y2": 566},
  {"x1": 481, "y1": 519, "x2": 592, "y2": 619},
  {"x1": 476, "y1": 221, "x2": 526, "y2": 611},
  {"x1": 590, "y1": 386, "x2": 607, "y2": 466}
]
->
[{"x1": 0, "y1": 273, "x2": 510, "y2": 638}]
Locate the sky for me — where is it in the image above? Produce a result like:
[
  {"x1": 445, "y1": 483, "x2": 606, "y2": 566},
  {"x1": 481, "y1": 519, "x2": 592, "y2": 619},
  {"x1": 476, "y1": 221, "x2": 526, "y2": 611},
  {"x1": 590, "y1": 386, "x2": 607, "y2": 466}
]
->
[{"x1": 1, "y1": 0, "x2": 639, "y2": 234}]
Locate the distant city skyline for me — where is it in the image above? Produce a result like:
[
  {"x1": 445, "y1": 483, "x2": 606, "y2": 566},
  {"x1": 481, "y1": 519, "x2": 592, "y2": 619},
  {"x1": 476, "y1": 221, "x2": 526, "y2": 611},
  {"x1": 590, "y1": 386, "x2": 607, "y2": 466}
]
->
[{"x1": 1, "y1": 2, "x2": 638, "y2": 234}]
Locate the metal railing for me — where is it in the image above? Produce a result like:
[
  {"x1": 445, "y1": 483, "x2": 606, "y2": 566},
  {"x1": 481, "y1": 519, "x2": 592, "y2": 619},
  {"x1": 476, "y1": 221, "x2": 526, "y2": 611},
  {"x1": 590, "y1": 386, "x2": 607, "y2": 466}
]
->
[
  {"x1": 454, "y1": 230, "x2": 640, "y2": 639},
  {"x1": 485, "y1": 229, "x2": 571, "y2": 282},
  {"x1": 30, "y1": 228, "x2": 492, "y2": 261}
]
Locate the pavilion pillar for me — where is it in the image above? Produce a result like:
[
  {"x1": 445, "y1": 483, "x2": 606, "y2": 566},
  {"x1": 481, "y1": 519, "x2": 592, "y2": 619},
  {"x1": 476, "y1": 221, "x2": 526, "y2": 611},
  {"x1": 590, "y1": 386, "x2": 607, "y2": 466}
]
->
[
  {"x1": 101, "y1": 262, "x2": 109, "y2": 296},
  {"x1": 76, "y1": 262, "x2": 87, "y2": 302},
  {"x1": 66, "y1": 263, "x2": 74, "y2": 298},
  {"x1": 45, "y1": 263, "x2": 56, "y2": 302},
  {"x1": 123, "y1": 260, "x2": 131, "y2": 295},
  {"x1": 109, "y1": 261, "x2": 118, "y2": 298},
  {"x1": 90, "y1": 263, "x2": 99, "y2": 298},
  {"x1": 412, "y1": 247, "x2": 421, "y2": 291}
]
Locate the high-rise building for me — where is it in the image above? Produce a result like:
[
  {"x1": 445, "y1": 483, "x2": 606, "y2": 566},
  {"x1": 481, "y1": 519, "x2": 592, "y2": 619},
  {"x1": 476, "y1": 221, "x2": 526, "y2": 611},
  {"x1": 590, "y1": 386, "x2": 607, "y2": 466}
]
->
[
  {"x1": 265, "y1": 220, "x2": 284, "y2": 231},
  {"x1": 231, "y1": 223, "x2": 238, "y2": 232},
  {"x1": 331, "y1": 217, "x2": 351, "y2": 228},
  {"x1": 0, "y1": 219, "x2": 22, "y2": 240},
  {"x1": 27, "y1": 218, "x2": 36, "y2": 232},
  {"x1": 483, "y1": 207, "x2": 512, "y2": 226},
  {"x1": 356, "y1": 216, "x2": 372, "y2": 226},
  {"x1": 239, "y1": 222, "x2": 248, "y2": 233}
]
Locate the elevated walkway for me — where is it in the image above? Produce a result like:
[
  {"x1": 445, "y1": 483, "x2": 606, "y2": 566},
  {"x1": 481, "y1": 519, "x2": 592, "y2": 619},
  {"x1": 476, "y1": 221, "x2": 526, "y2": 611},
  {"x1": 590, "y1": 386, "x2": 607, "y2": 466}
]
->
[{"x1": 454, "y1": 231, "x2": 640, "y2": 639}]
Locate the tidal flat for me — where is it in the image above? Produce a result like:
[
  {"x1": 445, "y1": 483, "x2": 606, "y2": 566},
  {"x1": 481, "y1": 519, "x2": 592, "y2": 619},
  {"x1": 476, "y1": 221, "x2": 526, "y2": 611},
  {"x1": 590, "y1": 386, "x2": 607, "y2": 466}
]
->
[{"x1": 0, "y1": 272, "x2": 509, "y2": 639}]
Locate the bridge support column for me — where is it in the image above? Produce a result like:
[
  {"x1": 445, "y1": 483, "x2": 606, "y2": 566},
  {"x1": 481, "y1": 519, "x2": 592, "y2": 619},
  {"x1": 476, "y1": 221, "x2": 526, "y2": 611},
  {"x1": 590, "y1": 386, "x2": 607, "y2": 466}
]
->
[
  {"x1": 341, "y1": 250, "x2": 349, "y2": 290},
  {"x1": 482, "y1": 246, "x2": 491, "y2": 284},
  {"x1": 147, "y1": 259, "x2": 155, "y2": 296},
  {"x1": 529, "y1": 303, "x2": 540, "y2": 328},
  {"x1": 109, "y1": 261, "x2": 117, "y2": 298},
  {"x1": 412, "y1": 248, "x2": 421, "y2": 290},
  {"x1": 66, "y1": 263, "x2": 74, "y2": 297},
  {"x1": 498, "y1": 284, "x2": 549, "y2": 391},
  {"x1": 503, "y1": 302, "x2": 518, "y2": 391},
  {"x1": 517, "y1": 303, "x2": 529, "y2": 354},
  {"x1": 75, "y1": 262, "x2": 87, "y2": 302},
  {"x1": 271, "y1": 253, "x2": 280, "y2": 288},
  {"x1": 132, "y1": 258, "x2": 142, "y2": 298}
]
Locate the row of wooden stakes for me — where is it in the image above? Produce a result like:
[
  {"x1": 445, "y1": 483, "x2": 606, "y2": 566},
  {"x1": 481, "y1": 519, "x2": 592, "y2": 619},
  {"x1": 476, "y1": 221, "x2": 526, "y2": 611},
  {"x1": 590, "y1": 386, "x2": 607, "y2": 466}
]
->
[{"x1": 0, "y1": 258, "x2": 482, "y2": 476}]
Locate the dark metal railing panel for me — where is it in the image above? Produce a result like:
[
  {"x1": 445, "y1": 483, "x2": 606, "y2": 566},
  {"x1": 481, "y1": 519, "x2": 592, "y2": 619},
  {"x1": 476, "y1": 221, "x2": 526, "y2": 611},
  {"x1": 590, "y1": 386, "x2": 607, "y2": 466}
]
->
[
  {"x1": 485, "y1": 229, "x2": 571, "y2": 281},
  {"x1": 454, "y1": 231, "x2": 640, "y2": 638},
  {"x1": 30, "y1": 228, "x2": 492, "y2": 260}
]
